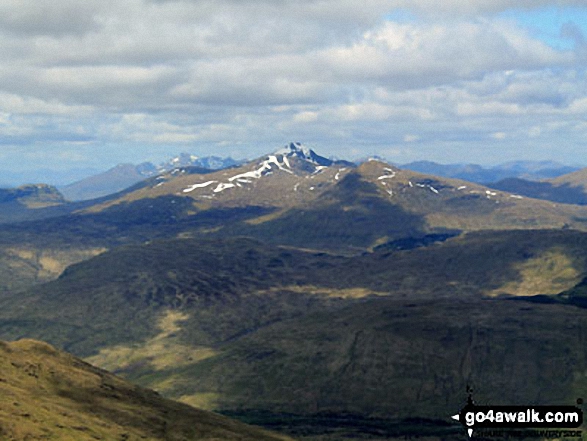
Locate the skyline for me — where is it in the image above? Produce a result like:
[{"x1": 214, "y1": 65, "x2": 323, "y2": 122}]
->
[{"x1": 0, "y1": 1, "x2": 586, "y2": 173}]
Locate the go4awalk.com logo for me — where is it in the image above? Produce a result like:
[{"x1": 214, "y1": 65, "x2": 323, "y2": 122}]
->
[{"x1": 451, "y1": 392, "x2": 583, "y2": 437}]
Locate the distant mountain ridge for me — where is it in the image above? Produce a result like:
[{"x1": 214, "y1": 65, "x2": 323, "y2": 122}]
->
[
  {"x1": 2, "y1": 144, "x2": 587, "y2": 251},
  {"x1": 401, "y1": 160, "x2": 579, "y2": 183},
  {"x1": 489, "y1": 167, "x2": 587, "y2": 205},
  {"x1": 59, "y1": 153, "x2": 240, "y2": 201}
]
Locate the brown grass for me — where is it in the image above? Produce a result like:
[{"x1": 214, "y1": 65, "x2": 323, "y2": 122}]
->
[{"x1": 0, "y1": 339, "x2": 293, "y2": 441}]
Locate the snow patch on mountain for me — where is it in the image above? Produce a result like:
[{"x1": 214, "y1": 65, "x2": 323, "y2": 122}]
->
[
  {"x1": 214, "y1": 183, "x2": 236, "y2": 193},
  {"x1": 178, "y1": 143, "x2": 344, "y2": 198},
  {"x1": 183, "y1": 180, "x2": 217, "y2": 193},
  {"x1": 159, "y1": 153, "x2": 239, "y2": 172}
]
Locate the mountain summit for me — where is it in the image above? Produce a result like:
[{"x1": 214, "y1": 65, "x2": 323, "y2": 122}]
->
[
  {"x1": 159, "y1": 153, "x2": 239, "y2": 171},
  {"x1": 274, "y1": 142, "x2": 333, "y2": 167}
]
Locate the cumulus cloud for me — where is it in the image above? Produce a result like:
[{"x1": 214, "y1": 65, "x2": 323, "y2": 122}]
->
[
  {"x1": 0, "y1": 0, "x2": 586, "y2": 170},
  {"x1": 0, "y1": 0, "x2": 104, "y2": 36}
]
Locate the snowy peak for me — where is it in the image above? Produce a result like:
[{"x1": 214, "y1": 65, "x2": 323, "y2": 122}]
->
[
  {"x1": 177, "y1": 144, "x2": 355, "y2": 201},
  {"x1": 274, "y1": 142, "x2": 333, "y2": 167},
  {"x1": 170, "y1": 153, "x2": 199, "y2": 166},
  {"x1": 158, "y1": 153, "x2": 199, "y2": 171},
  {"x1": 158, "y1": 153, "x2": 239, "y2": 172}
]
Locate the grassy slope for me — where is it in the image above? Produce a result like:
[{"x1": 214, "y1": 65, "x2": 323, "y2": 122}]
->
[
  {"x1": 333, "y1": 229, "x2": 587, "y2": 298},
  {"x1": 167, "y1": 297, "x2": 587, "y2": 417},
  {"x1": 91, "y1": 296, "x2": 587, "y2": 440},
  {"x1": 0, "y1": 339, "x2": 292, "y2": 441},
  {"x1": 550, "y1": 167, "x2": 587, "y2": 188}
]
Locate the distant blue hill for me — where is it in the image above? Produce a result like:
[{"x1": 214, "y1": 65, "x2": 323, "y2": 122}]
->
[{"x1": 400, "y1": 160, "x2": 579, "y2": 183}]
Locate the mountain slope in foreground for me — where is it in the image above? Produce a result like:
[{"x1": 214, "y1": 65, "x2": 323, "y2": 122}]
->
[{"x1": 0, "y1": 339, "x2": 291, "y2": 441}]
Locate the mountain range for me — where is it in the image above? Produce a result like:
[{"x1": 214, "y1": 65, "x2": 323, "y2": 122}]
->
[
  {"x1": 0, "y1": 142, "x2": 587, "y2": 439},
  {"x1": 489, "y1": 168, "x2": 587, "y2": 205},
  {"x1": 16, "y1": 150, "x2": 578, "y2": 203},
  {"x1": 400, "y1": 159, "x2": 579, "y2": 183},
  {"x1": 59, "y1": 154, "x2": 240, "y2": 201}
]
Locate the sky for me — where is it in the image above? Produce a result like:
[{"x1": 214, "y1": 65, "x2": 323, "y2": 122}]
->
[{"x1": 0, "y1": 0, "x2": 586, "y2": 178}]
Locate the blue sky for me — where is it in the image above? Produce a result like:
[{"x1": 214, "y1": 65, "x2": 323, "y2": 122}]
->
[
  {"x1": 501, "y1": 6, "x2": 587, "y2": 50},
  {"x1": 0, "y1": 1, "x2": 586, "y2": 183}
]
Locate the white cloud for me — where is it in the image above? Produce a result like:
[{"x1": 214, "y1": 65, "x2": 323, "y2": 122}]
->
[
  {"x1": 0, "y1": 0, "x2": 105, "y2": 36},
  {"x1": 0, "y1": 0, "x2": 586, "y2": 171},
  {"x1": 293, "y1": 111, "x2": 319, "y2": 123}
]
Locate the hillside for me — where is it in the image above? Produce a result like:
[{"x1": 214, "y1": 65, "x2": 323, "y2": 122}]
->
[
  {"x1": 60, "y1": 163, "x2": 157, "y2": 201},
  {"x1": 551, "y1": 167, "x2": 587, "y2": 188},
  {"x1": 0, "y1": 237, "x2": 351, "y2": 355},
  {"x1": 2, "y1": 230, "x2": 587, "y2": 437},
  {"x1": 171, "y1": 296, "x2": 587, "y2": 437},
  {"x1": 0, "y1": 338, "x2": 291, "y2": 441},
  {"x1": 4, "y1": 227, "x2": 587, "y2": 355},
  {"x1": 0, "y1": 184, "x2": 70, "y2": 224}
]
